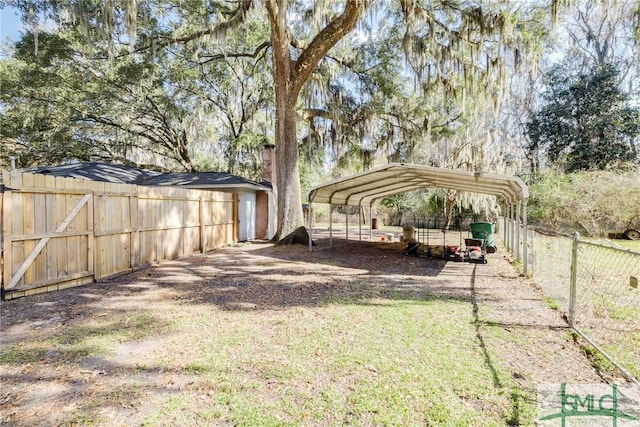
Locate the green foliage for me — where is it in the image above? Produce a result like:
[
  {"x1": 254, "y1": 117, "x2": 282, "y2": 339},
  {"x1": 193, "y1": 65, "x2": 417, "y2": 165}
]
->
[
  {"x1": 0, "y1": 33, "x2": 87, "y2": 166},
  {"x1": 0, "y1": 0, "x2": 609, "y2": 193},
  {"x1": 377, "y1": 188, "x2": 493, "y2": 228},
  {"x1": 528, "y1": 169, "x2": 640, "y2": 236},
  {"x1": 298, "y1": 156, "x2": 322, "y2": 199},
  {"x1": 0, "y1": 30, "x2": 198, "y2": 170},
  {"x1": 420, "y1": 192, "x2": 445, "y2": 218},
  {"x1": 0, "y1": 5, "x2": 273, "y2": 174},
  {"x1": 526, "y1": 62, "x2": 640, "y2": 172},
  {"x1": 226, "y1": 132, "x2": 270, "y2": 180},
  {"x1": 380, "y1": 194, "x2": 414, "y2": 226}
]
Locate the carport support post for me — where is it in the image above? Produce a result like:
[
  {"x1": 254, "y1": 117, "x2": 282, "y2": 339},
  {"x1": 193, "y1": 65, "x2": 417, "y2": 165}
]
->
[
  {"x1": 522, "y1": 198, "x2": 528, "y2": 276},
  {"x1": 504, "y1": 210, "x2": 509, "y2": 250},
  {"x1": 510, "y1": 204, "x2": 516, "y2": 252},
  {"x1": 503, "y1": 207, "x2": 509, "y2": 251},
  {"x1": 358, "y1": 203, "x2": 362, "y2": 241},
  {"x1": 346, "y1": 207, "x2": 349, "y2": 242},
  {"x1": 308, "y1": 198, "x2": 314, "y2": 252},
  {"x1": 329, "y1": 204, "x2": 333, "y2": 247},
  {"x1": 516, "y1": 203, "x2": 521, "y2": 261},
  {"x1": 369, "y1": 202, "x2": 373, "y2": 241},
  {"x1": 504, "y1": 204, "x2": 513, "y2": 251}
]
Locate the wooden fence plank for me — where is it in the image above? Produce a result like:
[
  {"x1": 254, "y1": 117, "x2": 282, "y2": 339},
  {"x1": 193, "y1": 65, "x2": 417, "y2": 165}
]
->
[
  {"x1": 66, "y1": 180, "x2": 81, "y2": 278},
  {"x1": 21, "y1": 173, "x2": 35, "y2": 286},
  {"x1": 2, "y1": 172, "x2": 238, "y2": 298},
  {"x1": 86, "y1": 184, "x2": 95, "y2": 276},
  {"x1": 55, "y1": 176, "x2": 69, "y2": 278},
  {"x1": 6, "y1": 231, "x2": 92, "y2": 242},
  {"x1": 7, "y1": 194, "x2": 92, "y2": 289},
  {"x1": 199, "y1": 195, "x2": 205, "y2": 252},
  {"x1": 44, "y1": 175, "x2": 58, "y2": 280},
  {"x1": 1, "y1": 187, "x2": 11, "y2": 292},
  {"x1": 130, "y1": 194, "x2": 139, "y2": 269},
  {"x1": 32, "y1": 174, "x2": 48, "y2": 283},
  {"x1": 8, "y1": 173, "x2": 24, "y2": 289},
  {"x1": 233, "y1": 194, "x2": 239, "y2": 243}
]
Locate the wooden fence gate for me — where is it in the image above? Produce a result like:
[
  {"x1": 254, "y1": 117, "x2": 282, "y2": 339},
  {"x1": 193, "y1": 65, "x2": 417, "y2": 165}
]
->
[{"x1": 1, "y1": 171, "x2": 238, "y2": 300}]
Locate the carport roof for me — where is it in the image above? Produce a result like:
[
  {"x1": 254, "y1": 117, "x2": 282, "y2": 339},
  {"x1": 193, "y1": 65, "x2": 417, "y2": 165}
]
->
[{"x1": 308, "y1": 163, "x2": 528, "y2": 206}]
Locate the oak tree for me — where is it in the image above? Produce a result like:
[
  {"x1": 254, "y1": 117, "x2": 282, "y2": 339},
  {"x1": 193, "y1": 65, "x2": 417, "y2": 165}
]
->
[{"x1": 526, "y1": 62, "x2": 639, "y2": 172}]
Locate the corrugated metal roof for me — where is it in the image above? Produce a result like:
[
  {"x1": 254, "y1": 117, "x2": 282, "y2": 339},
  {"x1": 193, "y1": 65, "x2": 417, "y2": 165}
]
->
[{"x1": 308, "y1": 163, "x2": 528, "y2": 206}]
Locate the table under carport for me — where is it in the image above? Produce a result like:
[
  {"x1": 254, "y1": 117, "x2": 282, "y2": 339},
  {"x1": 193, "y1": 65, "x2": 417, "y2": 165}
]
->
[{"x1": 307, "y1": 163, "x2": 529, "y2": 275}]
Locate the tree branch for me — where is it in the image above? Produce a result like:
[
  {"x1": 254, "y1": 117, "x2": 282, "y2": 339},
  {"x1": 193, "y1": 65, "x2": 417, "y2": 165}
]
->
[
  {"x1": 292, "y1": 0, "x2": 365, "y2": 94},
  {"x1": 197, "y1": 40, "x2": 271, "y2": 64},
  {"x1": 112, "y1": 0, "x2": 253, "y2": 59}
]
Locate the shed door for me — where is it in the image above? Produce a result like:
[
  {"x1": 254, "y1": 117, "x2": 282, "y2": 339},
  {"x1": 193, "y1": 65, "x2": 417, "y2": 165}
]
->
[{"x1": 238, "y1": 192, "x2": 256, "y2": 241}]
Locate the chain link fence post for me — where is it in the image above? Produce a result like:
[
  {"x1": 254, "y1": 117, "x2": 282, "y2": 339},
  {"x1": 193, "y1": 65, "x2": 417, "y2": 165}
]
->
[{"x1": 569, "y1": 232, "x2": 579, "y2": 328}]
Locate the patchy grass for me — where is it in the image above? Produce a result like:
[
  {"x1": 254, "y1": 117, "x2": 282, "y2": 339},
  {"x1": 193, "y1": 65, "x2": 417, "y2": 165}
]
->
[
  {"x1": 0, "y1": 343, "x2": 49, "y2": 364},
  {"x1": 133, "y1": 296, "x2": 534, "y2": 426},
  {"x1": 602, "y1": 333, "x2": 640, "y2": 380},
  {"x1": 616, "y1": 239, "x2": 640, "y2": 252},
  {"x1": 2, "y1": 293, "x2": 537, "y2": 425},
  {"x1": 1, "y1": 311, "x2": 173, "y2": 366},
  {"x1": 576, "y1": 334, "x2": 617, "y2": 374},
  {"x1": 2, "y1": 242, "x2": 596, "y2": 426},
  {"x1": 542, "y1": 296, "x2": 560, "y2": 311}
]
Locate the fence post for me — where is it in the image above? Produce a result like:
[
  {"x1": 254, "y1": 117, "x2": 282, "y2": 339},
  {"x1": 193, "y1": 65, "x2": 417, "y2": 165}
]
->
[
  {"x1": 568, "y1": 232, "x2": 580, "y2": 327},
  {"x1": 1, "y1": 182, "x2": 9, "y2": 299}
]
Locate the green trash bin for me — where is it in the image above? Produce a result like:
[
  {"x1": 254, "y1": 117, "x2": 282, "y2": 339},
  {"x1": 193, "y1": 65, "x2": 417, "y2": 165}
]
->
[{"x1": 469, "y1": 222, "x2": 496, "y2": 253}]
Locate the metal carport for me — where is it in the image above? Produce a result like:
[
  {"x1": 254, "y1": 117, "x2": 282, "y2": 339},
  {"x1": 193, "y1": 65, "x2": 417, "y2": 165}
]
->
[{"x1": 307, "y1": 163, "x2": 529, "y2": 273}]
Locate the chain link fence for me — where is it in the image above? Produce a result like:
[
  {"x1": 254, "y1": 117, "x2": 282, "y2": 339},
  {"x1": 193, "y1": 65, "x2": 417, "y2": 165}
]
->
[
  {"x1": 498, "y1": 217, "x2": 640, "y2": 384},
  {"x1": 572, "y1": 240, "x2": 640, "y2": 383},
  {"x1": 527, "y1": 228, "x2": 574, "y2": 312}
]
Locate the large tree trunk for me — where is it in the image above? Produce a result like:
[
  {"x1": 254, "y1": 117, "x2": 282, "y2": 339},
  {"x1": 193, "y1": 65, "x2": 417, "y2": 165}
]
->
[
  {"x1": 266, "y1": 0, "x2": 365, "y2": 240},
  {"x1": 273, "y1": 70, "x2": 304, "y2": 240},
  {"x1": 268, "y1": 0, "x2": 303, "y2": 240}
]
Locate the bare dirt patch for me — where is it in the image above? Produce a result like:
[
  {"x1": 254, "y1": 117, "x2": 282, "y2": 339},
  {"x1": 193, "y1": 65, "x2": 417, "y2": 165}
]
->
[{"x1": 0, "y1": 233, "x2": 624, "y2": 425}]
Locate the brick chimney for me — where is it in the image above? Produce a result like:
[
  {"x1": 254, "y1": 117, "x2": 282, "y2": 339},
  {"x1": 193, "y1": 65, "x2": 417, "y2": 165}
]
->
[{"x1": 262, "y1": 144, "x2": 276, "y2": 184}]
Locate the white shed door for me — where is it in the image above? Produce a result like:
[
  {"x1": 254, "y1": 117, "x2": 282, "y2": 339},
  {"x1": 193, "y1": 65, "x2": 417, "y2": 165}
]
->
[{"x1": 238, "y1": 192, "x2": 256, "y2": 241}]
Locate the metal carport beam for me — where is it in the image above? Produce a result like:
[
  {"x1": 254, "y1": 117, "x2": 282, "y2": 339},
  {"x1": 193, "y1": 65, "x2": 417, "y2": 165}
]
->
[{"x1": 308, "y1": 163, "x2": 528, "y2": 208}]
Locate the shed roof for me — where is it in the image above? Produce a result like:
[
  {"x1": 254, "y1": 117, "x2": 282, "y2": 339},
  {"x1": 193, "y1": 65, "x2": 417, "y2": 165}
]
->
[
  {"x1": 26, "y1": 162, "x2": 271, "y2": 192},
  {"x1": 308, "y1": 163, "x2": 528, "y2": 206}
]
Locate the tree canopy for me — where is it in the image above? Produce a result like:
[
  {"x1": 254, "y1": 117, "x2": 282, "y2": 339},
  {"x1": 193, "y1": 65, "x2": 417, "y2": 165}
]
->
[
  {"x1": 1, "y1": 0, "x2": 638, "y2": 238},
  {"x1": 526, "y1": 62, "x2": 639, "y2": 173}
]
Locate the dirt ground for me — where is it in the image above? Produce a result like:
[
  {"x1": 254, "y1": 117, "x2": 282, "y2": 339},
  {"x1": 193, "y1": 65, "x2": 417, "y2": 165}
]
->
[{"x1": 0, "y1": 229, "x2": 626, "y2": 425}]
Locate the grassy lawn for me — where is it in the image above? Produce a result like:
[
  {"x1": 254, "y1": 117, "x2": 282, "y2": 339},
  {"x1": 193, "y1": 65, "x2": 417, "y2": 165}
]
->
[
  {"x1": 1, "y1": 285, "x2": 535, "y2": 426},
  {"x1": 617, "y1": 239, "x2": 640, "y2": 252},
  {"x1": 153, "y1": 301, "x2": 527, "y2": 426}
]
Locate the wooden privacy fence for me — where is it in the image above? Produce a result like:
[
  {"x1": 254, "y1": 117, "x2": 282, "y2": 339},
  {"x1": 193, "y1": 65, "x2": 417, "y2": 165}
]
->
[{"x1": 1, "y1": 170, "x2": 238, "y2": 300}]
